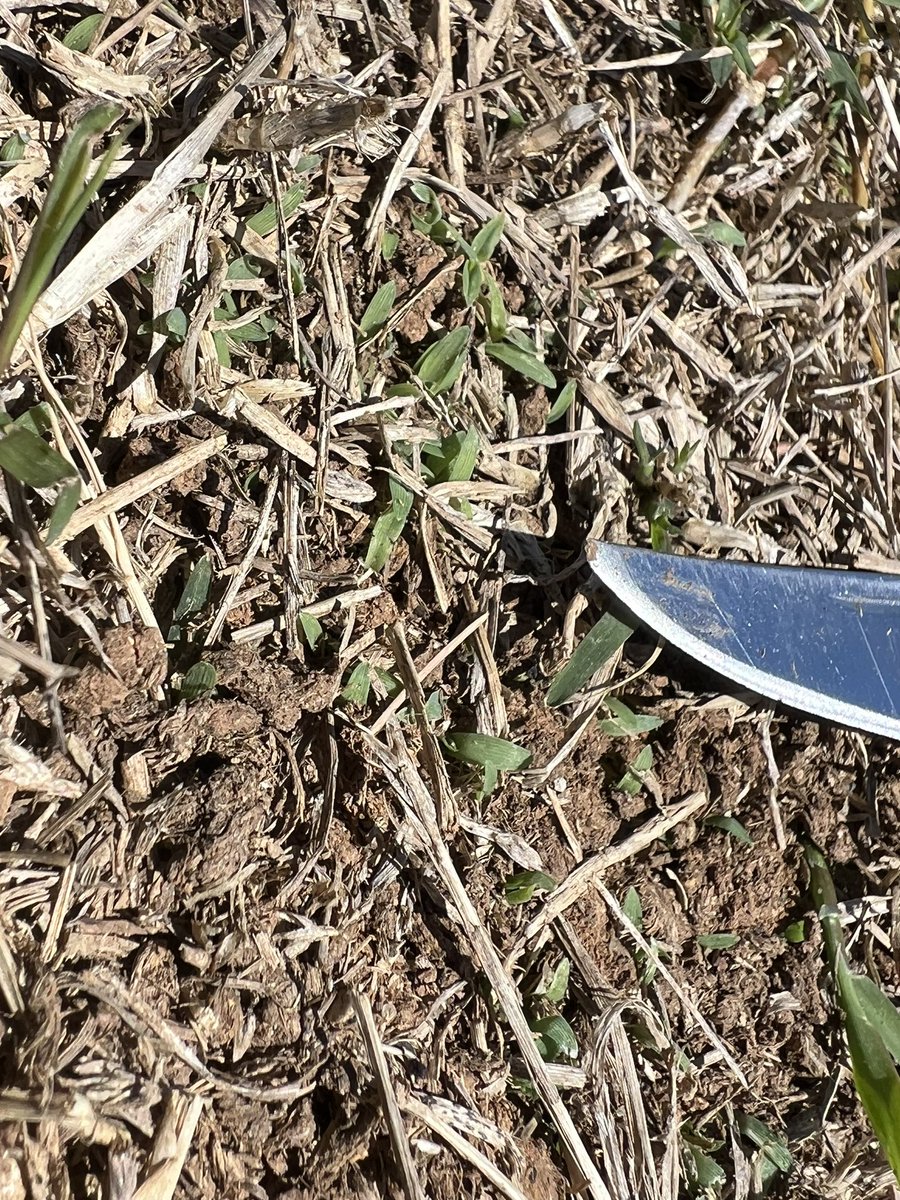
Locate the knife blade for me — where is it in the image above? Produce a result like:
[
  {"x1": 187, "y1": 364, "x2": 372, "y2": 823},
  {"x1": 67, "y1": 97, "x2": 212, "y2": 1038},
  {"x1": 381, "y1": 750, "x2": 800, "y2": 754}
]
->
[{"x1": 587, "y1": 541, "x2": 900, "y2": 741}]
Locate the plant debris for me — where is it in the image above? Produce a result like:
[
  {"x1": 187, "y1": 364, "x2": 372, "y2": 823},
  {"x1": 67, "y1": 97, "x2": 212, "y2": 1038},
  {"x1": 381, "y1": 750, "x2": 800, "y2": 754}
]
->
[{"x1": 2, "y1": 1, "x2": 900, "y2": 1197}]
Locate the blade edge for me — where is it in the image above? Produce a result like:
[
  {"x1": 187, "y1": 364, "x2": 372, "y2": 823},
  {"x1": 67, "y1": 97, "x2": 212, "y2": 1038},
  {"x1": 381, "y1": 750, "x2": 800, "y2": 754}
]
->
[{"x1": 588, "y1": 542, "x2": 900, "y2": 742}]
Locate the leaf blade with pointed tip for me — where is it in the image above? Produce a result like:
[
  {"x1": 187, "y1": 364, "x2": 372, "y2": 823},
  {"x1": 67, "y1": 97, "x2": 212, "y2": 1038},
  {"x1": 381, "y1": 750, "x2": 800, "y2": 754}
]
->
[
  {"x1": 180, "y1": 661, "x2": 217, "y2": 700},
  {"x1": 0, "y1": 426, "x2": 77, "y2": 488},
  {"x1": 415, "y1": 327, "x2": 471, "y2": 394},
  {"x1": 365, "y1": 477, "x2": 414, "y2": 572},
  {"x1": 485, "y1": 340, "x2": 556, "y2": 388},
  {"x1": 472, "y1": 214, "x2": 505, "y2": 262},
  {"x1": 443, "y1": 731, "x2": 532, "y2": 771},
  {"x1": 46, "y1": 477, "x2": 82, "y2": 544},
  {"x1": 504, "y1": 870, "x2": 557, "y2": 905},
  {"x1": 547, "y1": 611, "x2": 634, "y2": 706},
  {"x1": 359, "y1": 281, "x2": 396, "y2": 338}
]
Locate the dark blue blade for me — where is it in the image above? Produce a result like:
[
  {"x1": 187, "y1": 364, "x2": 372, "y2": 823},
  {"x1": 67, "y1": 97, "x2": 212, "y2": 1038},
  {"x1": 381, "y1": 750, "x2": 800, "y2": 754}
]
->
[{"x1": 588, "y1": 541, "x2": 900, "y2": 741}]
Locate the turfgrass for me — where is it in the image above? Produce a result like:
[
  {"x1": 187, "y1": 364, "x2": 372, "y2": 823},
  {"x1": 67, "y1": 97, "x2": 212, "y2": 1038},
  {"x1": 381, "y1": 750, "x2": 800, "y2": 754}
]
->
[{"x1": 2, "y1": 2, "x2": 900, "y2": 1198}]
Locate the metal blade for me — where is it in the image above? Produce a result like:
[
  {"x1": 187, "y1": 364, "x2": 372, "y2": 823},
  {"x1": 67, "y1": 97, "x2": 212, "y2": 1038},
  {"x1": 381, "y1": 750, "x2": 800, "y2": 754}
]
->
[{"x1": 587, "y1": 541, "x2": 900, "y2": 741}]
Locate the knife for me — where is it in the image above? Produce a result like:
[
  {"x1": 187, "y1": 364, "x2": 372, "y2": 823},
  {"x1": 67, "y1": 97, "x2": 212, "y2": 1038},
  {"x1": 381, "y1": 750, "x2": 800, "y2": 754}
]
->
[{"x1": 587, "y1": 541, "x2": 900, "y2": 741}]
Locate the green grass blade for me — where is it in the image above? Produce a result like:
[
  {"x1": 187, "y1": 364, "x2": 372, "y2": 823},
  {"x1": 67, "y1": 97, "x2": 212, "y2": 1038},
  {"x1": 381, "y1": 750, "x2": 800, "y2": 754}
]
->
[
  {"x1": 173, "y1": 556, "x2": 213, "y2": 621},
  {"x1": 342, "y1": 662, "x2": 371, "y2": 705},
  {"x1": 805, "y1": 841, "x2": 843, "y2": 970},
  {"x1": 425, "y1": 427, "x2": 479, "y2": 484},
  {"x1": 848, "y1": 974, "x2": 900, "y2": 1065},
  {"x1": 443, "y1": 731, "x2": 532, "y2": 770},
  {"x1": 0, "y1": 426, "x2": 76, "y2": 487},
  {"x1": 531, "y1": 1015, "x2": 578, "y2": 1062},
  {"x1": 836, "y1": 954, "x2": 900, "y2": 1180},
  {"x1": 546, "y1": 380, "x2": 576, "y2": 424},
  {"x1": 0, "y1": 103, "x2": 124, "y2": 375},
  {"x1": 180, "y1": 661, "x2": 217, "y2": 700},
  {"x1": 598, "y1": 695, "x2": 662, "y2": 736},
  {"x1": 472, "y1": 214, "x2": 505, "y2": 263},
  {"x1": 298, "y1": 611, "x2": 324, "y2": 650},
  {"x1": 736, "y1": 1113, "x2": 792, "y2": 1176},
  {"x1": 479, "y1": 274, "x2": 508, "y2": 341},
  {"x1": 547, "y1": 611, "x2": 634, "y2": 706},
  {"x1": 62, "y1": 13, "x2": 104, "y2": 50},
  {"x1": 358, "y1": 281, "x2": 396, "y2": 338},
  {"x1": 246, "y1": 180, "x2": 311, "y2": 236},
  {"x1": 46, "y1": 477, "x2": 82, "y2": 543},
  {"x1": 807, "y1": 842, "x2": 900, "y2": 1182},
  {"x1": 415, "y1": 327, "x2": 470, "y2": 394},
  {"x1": 504, "y1": 870, "x2": 557, "y2": 904},
  {"x1": 543, "y1": 959, "x2": 570, "y2": 1005},
  {"x1": 461, "y1": 259, "x2": 483, "y2": 306},
  {"x1": 485, "y1": 340, "x2": 556, "y2": 388},
  {"x1": 365, "y1": 477, "x2": 413, "y2": 571},
  {"x1": 705, "y1": 814, "x2": 752, "y2": 845}
]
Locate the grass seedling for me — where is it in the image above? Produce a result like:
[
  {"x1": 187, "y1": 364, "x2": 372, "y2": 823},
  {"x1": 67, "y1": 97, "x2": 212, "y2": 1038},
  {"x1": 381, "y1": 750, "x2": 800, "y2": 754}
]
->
[
  {"x1": 364, "y1": 476, "x2": 414, "y2": 572},
  {"x1": 524, "y1": 957, "x2": 579, "y2": 1063},
  {"x1": 547, "y1": 610, "x2": 634, "y2": 707},
  {"x1": 616, "y1": 744, "x2": 653, "y2": 795},
  {"x1": 443, "y1": 730, "x2": 532, "y2": 795},
  {"x1": 408, "y1": 183, "x2": 558, "y2": 390},
  {"x1": 166, "y1": 555, "x2": 217, "y2": 700}
]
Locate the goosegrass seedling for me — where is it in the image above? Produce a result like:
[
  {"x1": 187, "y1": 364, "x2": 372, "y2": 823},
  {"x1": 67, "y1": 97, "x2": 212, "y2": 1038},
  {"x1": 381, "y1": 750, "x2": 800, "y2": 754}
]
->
[
  {"x1": 485, "y1": 331, "x2": 556, "y2": 389},
  {"x1": 364, "y1": 425, "x2": 479, "y2": 571},
  {"x1": 165, "y1": 556, "x2": 217, "y2": 699},
  {"x1": 244, "y1": 176, "x2": 315, "y2": 237},
  {"x1": 0, "y1": 132, "x2": 27, "y2": 164},
  {"x1": 0, "y1": 103, "x2": 126, "y2": 376},
  {"x1": 408, "y1": 183, "x2": 556, "y2": 389},
  {"x1": 62, "y1": 12, "x2": 104, "y2": 50},
  {"x1": 0, "y1": 104, "x2": 130, "y2": 532},
  {"x1": 631, "y1": 423, "x2": 699, "y2": 551},
  {"x1": 783, "y1": 919, "x2": 806, "y2": 944},
  {"x1": 342, "y1": 662, "x2": 371, "y2": 705},
  {"x1": 709, "y1": 0, "x2": 755, "y2": 86},
  {"x1": 415, "y1": 326, "x2": 471, "y2": 395},
  {"x1": 547, "y1": 610, "x2": 634, "y2": 706},
  {"x1": 298, "y1": 610, "x2": 325, "y2": 651},
  {"x1": 138, "y1": 307, "x2": 188, "y2": 347},
  {"x1": 422, "y1": 426, "x2": 479, "y2": 485},
  {"x1": 545, "y1": 379, "x2": 577, "y2": 425},
  {"x1": 364, "y1": 476, "x2": 414, "y2": 572},
  {"x1": 696, "y1": 932, "x2": 739, "y2": 951},
  {"x1": 681, "y1": 1124, "x2": 727, "y2": 1196},
  {"x1": 444, "y1": 731, "x2": 532, "y2": 795},
  {"x1": 657, "y1": 219, "x2": 746, "y2": 259},
  {"x1": 704, "y1": 813, "x2": 753, "y2": 845},
  {"x1": 168, "y1": 554, "x2": 213, "y2": 642},
  {"x1": 598, "y1": 696, "x2": 663, "y2": 736},
  {"x1": 528, "y1": 961, "x2": 579, "y2": 1063},
  {"x1": 825, "y1": 49, "x2": 871, "y2": 121},
  {"x1": 616, "y1": 744, "x2": 653, "y2": 795},
  {"x1": 622, "y1": 885, "x2": 664, "y2": 986},
  {"x1": 736, "y1": 1112, "x2": 793, "y2": 1193},
  {"x1": 443, "y1": 732, "x2": 531, "y2": 772},
  {"x1": 358, "y1": 281, "x2": 396, "y2": 341},
  {"x1": 504, "y1": 870, "x2": 557, "y2": 905},
  {"x1": 179, "y1": 661, "x2": 216, "y2": 701}
]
